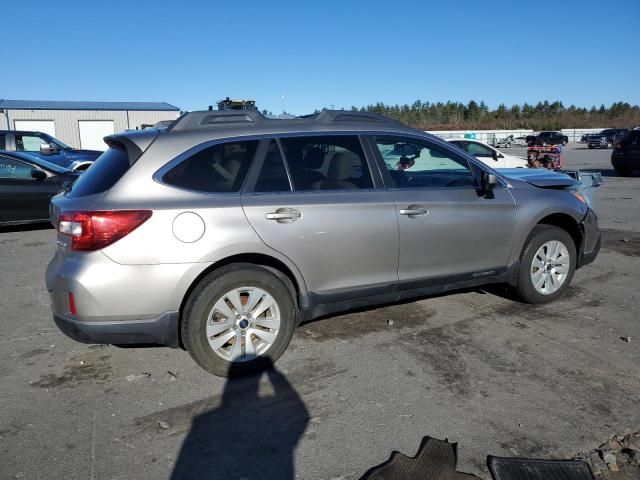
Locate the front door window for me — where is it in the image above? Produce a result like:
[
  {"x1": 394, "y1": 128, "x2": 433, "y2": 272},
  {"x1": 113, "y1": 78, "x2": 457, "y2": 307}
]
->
[{"x1": 374, "y1": 137, "x2": 475, "y2": 189}]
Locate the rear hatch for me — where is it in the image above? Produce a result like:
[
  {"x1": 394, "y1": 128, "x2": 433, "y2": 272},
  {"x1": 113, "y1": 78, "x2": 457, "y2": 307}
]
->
[{"x1": 50, "y1": 130, "x2": 159, "y2": 258}]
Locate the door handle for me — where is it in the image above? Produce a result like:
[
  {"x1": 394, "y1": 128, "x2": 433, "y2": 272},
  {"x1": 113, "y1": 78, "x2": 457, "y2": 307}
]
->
[
  {"x1": 265, "y1": 208, "x2": 301, "y2": 223},
  {"x1": 399, "y1": 205, "x2": 429, "y2": 217}
]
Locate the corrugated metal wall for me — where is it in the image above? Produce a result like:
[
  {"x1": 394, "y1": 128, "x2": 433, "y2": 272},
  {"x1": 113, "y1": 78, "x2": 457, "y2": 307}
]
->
[{"x1": 0, "y1": 109, "x2": 180, "y2": 148}]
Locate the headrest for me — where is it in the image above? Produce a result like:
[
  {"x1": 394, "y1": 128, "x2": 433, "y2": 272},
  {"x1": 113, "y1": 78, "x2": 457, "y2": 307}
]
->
[
  {"x1": 304, "y1": 147, "x2": 325, "y2": 169},
  {"x1": 223, "y1": 152, "x2": 245, "y2": 177},
  {"x1": 327, "y1": 153, "x2": 353, "y2": 181}
]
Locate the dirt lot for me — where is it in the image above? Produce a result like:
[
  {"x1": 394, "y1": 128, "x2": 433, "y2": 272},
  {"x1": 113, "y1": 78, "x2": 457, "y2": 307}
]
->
[{"x1": 1, "y1": 144, "x2": 638, "y2": 479}]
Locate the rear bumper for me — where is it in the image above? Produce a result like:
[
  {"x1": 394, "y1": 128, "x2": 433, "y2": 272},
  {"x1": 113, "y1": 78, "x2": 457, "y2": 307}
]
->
[
  {"x1": 611, "y1": 154, "x2": 640, "y2": 169},
  {"x1": 53, "y1": 311, "x2": 180, "y2": 347}
]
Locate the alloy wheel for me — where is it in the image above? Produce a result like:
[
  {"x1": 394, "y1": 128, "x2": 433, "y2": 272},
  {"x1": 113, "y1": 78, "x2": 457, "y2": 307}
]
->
[
  {"x1": 206, "y1": 287, "x2": 281, "y2": 362},
  {"x1": 530, "y1": 240, "x2": 571, "y2": 295}
]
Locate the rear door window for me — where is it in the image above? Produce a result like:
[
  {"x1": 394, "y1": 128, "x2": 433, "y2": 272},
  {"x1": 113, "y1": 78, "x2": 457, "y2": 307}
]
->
[
  {"x1": 67, "y1": 147, "x2": 130, "y2": 198},
  {"x1": 163, "y1": 140, "x2": 258, "y2": 193},
  {"x1": 279, "y1": 135, "x2": 373, "y2": 191}
]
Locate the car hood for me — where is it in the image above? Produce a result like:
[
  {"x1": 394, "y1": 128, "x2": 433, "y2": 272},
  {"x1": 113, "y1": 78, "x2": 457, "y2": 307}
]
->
[
  {"x1": 496, "y1": 168, "x2": 579, "y2": 188},
  {"x1": 65, "y1": 149, "x2": 103, "y2": 159},
  {"x1": 500, "y1": 154, "x2": 529, "y2": 166}
]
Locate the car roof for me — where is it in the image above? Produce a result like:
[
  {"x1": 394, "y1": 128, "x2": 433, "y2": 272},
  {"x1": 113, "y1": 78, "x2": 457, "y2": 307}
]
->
[
  {"x1": 0, "y1": 150, "x2": 68, "y2": 173},
  {"x1": 160, "y1": 109, "x2": 421, "y2": 140},
  {"x1": 106, "y1": 109, "x2": 440, "y2": 161},
  {"x1": 0, "y1": 130, "x2": 54, "y2": 137}
]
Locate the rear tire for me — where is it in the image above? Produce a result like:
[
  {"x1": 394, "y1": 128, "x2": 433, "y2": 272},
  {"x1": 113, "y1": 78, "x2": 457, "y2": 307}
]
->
[
  {"x1": 615, "y1": 167, "x2": 632, "y2": 177},
  {"x1": 181, "y1": 264, "x2": 297, "y2": 377},
  {"x1": 515, "y1": 225, "x2": 576, "y2": 304}
]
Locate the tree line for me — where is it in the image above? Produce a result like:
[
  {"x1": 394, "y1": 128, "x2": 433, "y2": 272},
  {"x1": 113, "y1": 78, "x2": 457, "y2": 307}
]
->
[{"x1": 345, "y1": 100, "x2": 640, "y2": 131}]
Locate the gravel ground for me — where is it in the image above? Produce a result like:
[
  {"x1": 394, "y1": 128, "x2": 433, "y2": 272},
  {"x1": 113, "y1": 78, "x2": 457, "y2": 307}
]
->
[{"x1": 0, "y1": 144, "x2": 638, "y2": 480}]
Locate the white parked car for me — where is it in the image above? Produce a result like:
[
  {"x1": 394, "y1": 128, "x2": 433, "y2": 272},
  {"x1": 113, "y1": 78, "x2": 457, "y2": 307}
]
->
[{"x1": 447, "y1": 138, "x2": 528, "y2": 168}]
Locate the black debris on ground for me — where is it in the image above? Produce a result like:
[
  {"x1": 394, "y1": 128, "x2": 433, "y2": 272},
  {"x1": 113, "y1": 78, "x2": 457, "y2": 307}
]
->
[{"x1": 360, "y1": 436, "x2": 479, "y2": 479}]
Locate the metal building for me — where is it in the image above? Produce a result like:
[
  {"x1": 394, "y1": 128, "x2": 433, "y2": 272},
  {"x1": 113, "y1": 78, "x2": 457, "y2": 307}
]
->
[{"x1": 0, "y1": 99, "x2": 180, "y2": 151}]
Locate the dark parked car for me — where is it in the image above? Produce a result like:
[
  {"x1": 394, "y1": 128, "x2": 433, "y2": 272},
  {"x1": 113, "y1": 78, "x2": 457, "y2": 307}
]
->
[
  {"x1": 528, "y1": 131, "x2": 569, "y2": 146},
  {"x1": 0, "y1": 151, "x2": 81, "y2": 226},
  {"x1": 586, "y1": 128, "x2": 629, "y2": 149},
  {"x1": 611, "y1": 130, "x2": 640, "y2": 177},
  {"x1": 0, "y1": 130, "x2": 101, "y2": 171}
]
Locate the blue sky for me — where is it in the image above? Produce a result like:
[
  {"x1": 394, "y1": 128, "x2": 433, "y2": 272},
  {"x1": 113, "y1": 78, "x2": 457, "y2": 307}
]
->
[{"x1": 3, "y1": 0, "x2": 639, "y2": 114}]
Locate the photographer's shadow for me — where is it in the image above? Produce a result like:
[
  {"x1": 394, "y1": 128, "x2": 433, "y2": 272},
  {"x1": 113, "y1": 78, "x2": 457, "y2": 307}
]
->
[{"x1": 171, "y1": 360, "x2": 309, "y2": 480}]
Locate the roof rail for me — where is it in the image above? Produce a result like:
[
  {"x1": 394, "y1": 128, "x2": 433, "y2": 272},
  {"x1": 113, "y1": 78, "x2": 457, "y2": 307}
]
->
[
  {"x1": 314, "y1": 110, "x2": 403, "y2": 125},
  {"x1": 168, "y1": 108, "x2": 404, "y2": 132}
]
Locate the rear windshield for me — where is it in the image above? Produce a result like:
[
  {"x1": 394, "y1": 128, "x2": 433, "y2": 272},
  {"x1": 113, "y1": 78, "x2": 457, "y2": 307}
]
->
[{"x1": 67, "y1": 146, "x2": 130, "y2": 198}]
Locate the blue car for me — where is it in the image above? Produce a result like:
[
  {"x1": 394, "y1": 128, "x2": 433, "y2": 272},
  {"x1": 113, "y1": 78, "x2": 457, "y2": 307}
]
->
[{"x1": 0, "y1": 130, "x2": 102, "y2": 171}]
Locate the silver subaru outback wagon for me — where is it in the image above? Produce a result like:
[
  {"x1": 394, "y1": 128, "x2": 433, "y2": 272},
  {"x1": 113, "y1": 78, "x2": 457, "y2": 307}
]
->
[{"x1": 46, "y1": 110, "x2": 600, "y2": 377}]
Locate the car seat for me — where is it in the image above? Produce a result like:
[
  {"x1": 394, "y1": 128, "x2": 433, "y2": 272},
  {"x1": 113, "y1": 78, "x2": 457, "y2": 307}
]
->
[{"x1": 310, "y1": 153, "x2": 357, "y2": 190}]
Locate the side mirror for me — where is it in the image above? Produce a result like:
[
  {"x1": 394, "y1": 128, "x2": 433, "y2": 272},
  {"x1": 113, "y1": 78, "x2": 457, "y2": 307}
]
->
[
  {"x1": 40, "y1": 143, "x2": 59, "y2": 156},
  {"x1": 31, "y1": 169, "x2": 47, "y2": 181},
  {"x1": 492, "y1": 151, "x2": 499, "y2": 160},
  {"x1": 481, "y1": 171, "x2": 497, "y2": 190}
]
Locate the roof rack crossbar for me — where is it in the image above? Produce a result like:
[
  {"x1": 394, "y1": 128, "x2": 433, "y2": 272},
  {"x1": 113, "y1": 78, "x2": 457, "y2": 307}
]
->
[
  {"x1": 314, "y1": 110, "x2": 404, "y2": 126},
  {"x1": 169, "y1": 109, "x2": 267, "y2": 131}
]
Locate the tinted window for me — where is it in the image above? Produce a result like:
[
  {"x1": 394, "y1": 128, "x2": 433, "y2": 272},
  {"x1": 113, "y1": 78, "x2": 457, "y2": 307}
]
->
[
  {"x1": 164, "y1": 140, "x2": 258, "y2": 193},
  {"x1": 280, "y1": 135, "x2": 372, "y2": 191},
  {"x1": 466, "y1": 142, "x2": 494, "y2": 157},
  {"x1": 16, "y1": 135, "x2": 47, "y2": 152},
  {"x1": 67, "y1": 147, "x2": 130, "y2": 198},
  {"x1": 253, "y1": 140, "x2": 291, "y2": 193},
  {"x1": 0, "y1": 135, "x2": 5, "y2": 150},
  {"x1": 0, "y1": 157, "x2": 33, "y2": 180},
  {"x1": 375, "y1": 137, "x2": 475, "y2": 188},
  {"x1": 448, "y1": 140, "x2": 465, "y2": 151}
]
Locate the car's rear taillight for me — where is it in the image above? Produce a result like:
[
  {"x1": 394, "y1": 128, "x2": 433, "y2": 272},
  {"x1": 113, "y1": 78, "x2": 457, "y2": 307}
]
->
[
  {"x1": 58, "y1": 210, "x2": 152, "y2": 251},
  {"x1": 614, "y1": 143, "x2": 622, "y2": 150}
]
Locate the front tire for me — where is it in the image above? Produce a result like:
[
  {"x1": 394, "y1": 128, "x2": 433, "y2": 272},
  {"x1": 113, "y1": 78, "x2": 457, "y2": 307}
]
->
[
  {"x1": 182, "y1": 264, "x2": 297, "y2": 377},
  {"x1": 515, "y1": 225, "x2": 576, "y2": 304}
]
